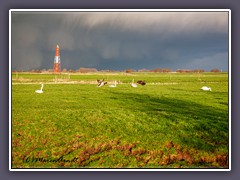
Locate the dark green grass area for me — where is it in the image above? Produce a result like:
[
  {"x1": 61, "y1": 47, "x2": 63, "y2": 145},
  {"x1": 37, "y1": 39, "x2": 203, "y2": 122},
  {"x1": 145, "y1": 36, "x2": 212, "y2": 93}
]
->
[{"x1": 11, "y1": 73, "x2": 229, "y2": 168}]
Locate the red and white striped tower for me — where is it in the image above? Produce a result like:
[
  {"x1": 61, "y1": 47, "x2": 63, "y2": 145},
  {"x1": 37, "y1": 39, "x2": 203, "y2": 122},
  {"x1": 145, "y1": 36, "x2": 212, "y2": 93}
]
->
[{"x1": 53, "y1": 45, "x2": 61, "y2": 73}]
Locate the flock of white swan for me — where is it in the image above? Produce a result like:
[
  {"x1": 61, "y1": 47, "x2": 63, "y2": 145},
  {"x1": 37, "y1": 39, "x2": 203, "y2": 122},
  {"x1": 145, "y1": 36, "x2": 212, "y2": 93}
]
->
[
  {"x1": 35, "y1": 80, "x2": 212, "y2": 94},
  {"x1": 96, "y1": 79, "x2": 144, "y2": 88}
]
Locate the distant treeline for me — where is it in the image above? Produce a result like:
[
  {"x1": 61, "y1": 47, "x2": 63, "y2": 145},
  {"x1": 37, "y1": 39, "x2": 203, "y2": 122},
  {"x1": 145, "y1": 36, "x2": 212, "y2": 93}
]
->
[{"x1": 13, "y1": 67, "x2": 223, "y2": 73}]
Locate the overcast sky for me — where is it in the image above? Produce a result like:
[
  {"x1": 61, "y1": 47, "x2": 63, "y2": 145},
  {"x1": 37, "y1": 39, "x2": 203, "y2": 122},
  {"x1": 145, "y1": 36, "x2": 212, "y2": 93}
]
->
[{"x1": 11, "y1": 10, "x2": 229, "y2": 71}]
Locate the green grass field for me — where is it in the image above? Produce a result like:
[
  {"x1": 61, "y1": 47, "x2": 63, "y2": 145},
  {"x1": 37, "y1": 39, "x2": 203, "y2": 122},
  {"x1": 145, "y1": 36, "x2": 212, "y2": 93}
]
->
[{"x1": 11, "y1": 72, "x2": 229, "y2": 168}]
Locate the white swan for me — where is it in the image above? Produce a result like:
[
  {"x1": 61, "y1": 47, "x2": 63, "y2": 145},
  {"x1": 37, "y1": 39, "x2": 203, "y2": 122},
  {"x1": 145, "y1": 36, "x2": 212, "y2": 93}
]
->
[
  {"x1": 35, "y1": 84, "x2": 44, "y2": 93},
  {"x1": 201, "y1": 86, "x2": 212, "y2": 91},
  {"x1": 131, "y1": 79, "x2": 138, "y2": 88},
  {"x1": 109, "y1": 81, "x2": 117, "y2": 88}
]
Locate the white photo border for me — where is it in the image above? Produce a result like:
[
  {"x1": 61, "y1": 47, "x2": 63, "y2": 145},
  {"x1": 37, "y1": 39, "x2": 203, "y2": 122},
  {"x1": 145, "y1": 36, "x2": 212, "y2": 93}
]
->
[{"x1": 9, "y1": 9, "x2": 231, "y2": 171}]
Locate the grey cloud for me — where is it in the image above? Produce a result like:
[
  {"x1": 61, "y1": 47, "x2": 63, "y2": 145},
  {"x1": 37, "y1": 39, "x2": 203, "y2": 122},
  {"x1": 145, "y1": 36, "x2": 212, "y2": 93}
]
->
[
  {"x1": 100, "y1": 42, "x2": 120, "y2": 59},
  {"x1": 11, "y1": 11, "x2": 229, "y2": 71},
  {"x1": 47, "y1": 30, "x2": 75, "y2": 51},
  {"x1": 11, "y1": 18, "x2": 44, "y2": 70},
  {"x1": 62, "y1": 12, "x2": 228, "y2": 35},
  {"x1": 12, "y1": 47, "x2": 42, "y2": 70},
  {"x1": 184, "y1": 52, "x2": 228, "y2": 71}
]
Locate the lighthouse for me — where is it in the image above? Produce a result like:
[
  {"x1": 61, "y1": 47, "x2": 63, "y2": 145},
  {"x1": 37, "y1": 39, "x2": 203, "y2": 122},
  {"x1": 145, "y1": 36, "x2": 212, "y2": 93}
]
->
[{"x1": 53, "y1": 45, "x2": 61, "y2": 73}]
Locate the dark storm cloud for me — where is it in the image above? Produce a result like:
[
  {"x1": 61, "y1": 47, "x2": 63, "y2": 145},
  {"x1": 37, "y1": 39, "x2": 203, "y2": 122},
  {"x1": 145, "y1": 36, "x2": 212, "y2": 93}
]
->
[{"x1": 11, "y1": 11, "x2": 229, "y2": 71}]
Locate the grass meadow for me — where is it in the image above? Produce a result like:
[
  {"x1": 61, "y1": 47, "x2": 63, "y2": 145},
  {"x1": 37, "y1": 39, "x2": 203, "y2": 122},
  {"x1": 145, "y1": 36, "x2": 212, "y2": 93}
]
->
[{"x1": 11, "y1": 72, "x2": 229, "y2": 169}]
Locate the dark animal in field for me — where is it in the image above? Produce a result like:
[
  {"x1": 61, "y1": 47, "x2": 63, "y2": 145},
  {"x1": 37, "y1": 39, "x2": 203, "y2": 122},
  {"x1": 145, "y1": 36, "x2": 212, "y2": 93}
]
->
[
  {"x1": 97, "y1": 79, "x2": 107, "y2": 87},
  {"x1": 137, "y1": 80, "x2": 146, "y2": 85}
]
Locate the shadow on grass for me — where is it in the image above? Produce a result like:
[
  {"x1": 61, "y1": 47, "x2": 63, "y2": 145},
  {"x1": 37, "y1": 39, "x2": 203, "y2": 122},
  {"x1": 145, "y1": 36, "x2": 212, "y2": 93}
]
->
[{"x1": 109, "y1": 91, "x2": 229, "y2": 152}]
